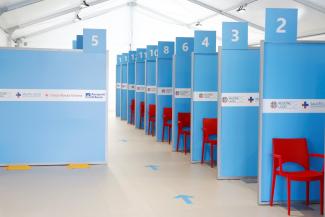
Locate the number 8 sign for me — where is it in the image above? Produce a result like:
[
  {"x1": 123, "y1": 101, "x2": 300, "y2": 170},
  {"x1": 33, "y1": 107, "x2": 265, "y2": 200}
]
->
[{"x1": 265, "y1": 8, "x2": 297, "y2": 43}]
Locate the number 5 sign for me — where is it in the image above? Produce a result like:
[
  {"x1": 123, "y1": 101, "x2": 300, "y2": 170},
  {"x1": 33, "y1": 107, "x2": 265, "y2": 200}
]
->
[
  {"x1": 265, "y1": 8, "x2": 297, "y2": 43},
  {"x1": 83, "y1": 28, "x2": 107, "y2": 53},
  {"x1": 222, "y1": 22, "x2": 248, "y2": 49}
]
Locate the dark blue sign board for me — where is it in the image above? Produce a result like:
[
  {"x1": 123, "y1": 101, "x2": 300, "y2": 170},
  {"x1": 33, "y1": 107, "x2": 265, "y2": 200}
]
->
[
  {"x1": 116, "y1": 55, "x2": 122, "y2": 117},
  {"x1": 120, "y1": 53, "x2": 128, "y2": 121},
  {"x1": 135, "y1": 48, "x2": 146, "y2": 129},
  {"x1": 127, "y1": 51, "x2": 136, "y2": 124}
]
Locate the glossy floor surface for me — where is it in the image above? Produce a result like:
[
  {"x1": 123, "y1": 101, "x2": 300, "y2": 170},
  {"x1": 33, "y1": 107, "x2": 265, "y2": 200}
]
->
[{"x1": 0, "y1": 113, "x2": 322, "y2": 217}]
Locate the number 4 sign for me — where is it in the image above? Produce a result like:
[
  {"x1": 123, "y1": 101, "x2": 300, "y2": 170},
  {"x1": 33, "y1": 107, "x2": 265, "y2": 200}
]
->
[
  {"x1": 265, "y1": 8, "x2": 298, "y2": 43},
  {"x1": 194, "y1": 31, "x2": 216, "y2": 53},
  {"x1": 83, "y1": 28, "x2": 107, "y2": 53}
]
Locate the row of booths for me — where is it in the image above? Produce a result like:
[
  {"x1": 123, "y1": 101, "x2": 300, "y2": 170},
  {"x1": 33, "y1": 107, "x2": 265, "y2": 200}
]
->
[{"x1": 115, "y1": 8, "x2": 325, "y2": 215}]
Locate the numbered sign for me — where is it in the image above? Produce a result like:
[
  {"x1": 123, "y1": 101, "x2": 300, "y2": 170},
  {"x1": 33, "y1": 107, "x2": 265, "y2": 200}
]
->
[
  {"x1": 83, "y1": 28, "x2": 107, "y2": 53},
  {"x1": 265, "y1": 8, "x2": 297, "y2": 43},
  {"x1": 117, "y1": 54, "x2": 122, "y2": 64},
  {"x1": 136, "y1": 48, "x2": 146, "y2": 62},
  {"x1": 146, "y1": 45, "x2": 158, "y2": 61},
  {"x1": 176, "y1": 37, "x2": 194, "y2": 55},
  {"x1": 194, "y1": 31, "x2": 216, "y2": 53},
  {"x1": 158, "y1": 41, "x2": 174, "y2": 58},
  {"x1": 76, "y1": 35, "x2": 83, "y2": 49},
  {"x1": 222, "y1": 22, "x2": 248, "y2": 49},
  {"x1": 122, "y1": 53, "x2": 128, "y2": 64},
  {"x1": 128, "y1": 51, "x2": 136, "y2": 63}
]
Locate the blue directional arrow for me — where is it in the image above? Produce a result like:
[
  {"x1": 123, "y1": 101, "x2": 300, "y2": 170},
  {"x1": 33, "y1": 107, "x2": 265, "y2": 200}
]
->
[
  {"x1": 174, "y1": 195, "x2": 193, "y2": 205},
  {"x1": 145, "y1": 165, "x2": 159, "y2": 171}
]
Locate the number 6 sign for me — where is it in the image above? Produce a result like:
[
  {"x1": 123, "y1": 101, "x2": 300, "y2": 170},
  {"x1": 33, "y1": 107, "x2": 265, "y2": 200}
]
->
[
  {"x1": 83, "y1": 28, "x2": 107, "y2": 53},
  {"x1": 265, "y1": 8, "x2": 297, "y2": 43}
]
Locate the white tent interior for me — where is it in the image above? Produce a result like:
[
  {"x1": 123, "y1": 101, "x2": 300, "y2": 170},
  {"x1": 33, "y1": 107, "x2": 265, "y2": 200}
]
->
[{"x1": 0, "y1": 0, "x2": 325, "y2": 111}]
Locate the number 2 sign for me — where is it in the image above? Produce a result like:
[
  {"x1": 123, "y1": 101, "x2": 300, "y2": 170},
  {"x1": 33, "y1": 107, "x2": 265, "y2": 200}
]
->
[{"x1": 265, "y1": 8, "x2": 298, "y2": 43}]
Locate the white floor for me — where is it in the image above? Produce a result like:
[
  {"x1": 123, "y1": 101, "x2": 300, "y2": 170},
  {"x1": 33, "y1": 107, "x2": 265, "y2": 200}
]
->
[{"x1": 0, "y1": 113, "x2": 322, "y2": 217}]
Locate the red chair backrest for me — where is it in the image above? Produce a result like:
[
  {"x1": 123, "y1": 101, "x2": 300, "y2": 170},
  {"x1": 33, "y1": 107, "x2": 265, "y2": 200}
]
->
[
  {"x1": 149, "y1": 104, "x2": 156, "y2": 117},
  {"x1": 140, "y1": 101, "x2": 145, "y2": 116},
  {"x1": 202, "y1": 118, "x2": 218, "y2": 139},
  {"x1": 178, "y1": 112, "x2": 191, "y2": 128},
  {"x1": 272, "y1": 138, "x2": 310, "y2": 170},
  {"x1": 163, "y1": 108, "x2": 172, "y2": 121},
  {"x1": 131, "y1": 99, "x2": 135, "y2": 111}
]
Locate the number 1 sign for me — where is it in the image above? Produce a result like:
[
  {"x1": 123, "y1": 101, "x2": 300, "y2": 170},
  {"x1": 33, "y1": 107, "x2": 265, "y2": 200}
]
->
[{"x1": 265, "y1": 8, "x2": 298, "y2": 43}]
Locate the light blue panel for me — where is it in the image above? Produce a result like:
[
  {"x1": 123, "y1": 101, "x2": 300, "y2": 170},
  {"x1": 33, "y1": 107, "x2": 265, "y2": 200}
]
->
[
  {"x1": 83, "y1": 29, "x2": 106, "y2": 53},
  {"x1": 116, "y1": 55, "x2": 121, "y2": 117},
  {"x1": 135, "y1": 48, "x2": 146, "y2": 129},
  {"x1": 121, "y1": 53, "x2": 128, "y2": 121},
  {"x1": 222, "y1": 22, "x2": 248, "y2": 49},
  {"x1": 173, "y1": 37, "x2": 194, "y2": 151},
  {"x1": 0, "y1": 48, "x2": 106, "y2": 164},
  {"x1": 194, "y1": 31, "x2": 216, "y2": 53},
  {"x1": 145, "y1": 45, "x2": 158, "y2": 134},
  {"x1": 127, "y1": 51, "x2": 136, "y2": 124},
  {"x1": 260, "y1": 42, "x2": 325, "y2": 203},
  {"x1": 219, "y1": 49, "x2": 260, "y2": 178},
  {"x1": 265, "y1": 8, "x2": 298, "y2": 43},
  {"x1": 76, "y1": 35, "x2": 83, "y2": 49},
  {"x1": 72, "y1": 40, "x2": 77, "y2": 49},
  {"x1": 156, "y1": 41, "x2": 175, "y2": 142},
  {"x1": 191, "y1": 53, "x2": 218, "y2": 161}
]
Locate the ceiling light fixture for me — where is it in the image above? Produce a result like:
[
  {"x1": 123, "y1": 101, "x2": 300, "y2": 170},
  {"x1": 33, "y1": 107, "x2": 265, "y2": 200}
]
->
[{"x1": 236, "y1": 4, "x2": 247, "y2": 12}]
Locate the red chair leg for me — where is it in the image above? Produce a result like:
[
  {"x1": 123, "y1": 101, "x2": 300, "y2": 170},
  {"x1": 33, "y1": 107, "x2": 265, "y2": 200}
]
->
[
  {"x1": 320, "y1": 178, "x2": 324, "y2": 215},
  {"x1": 176, "y1": 131, "x2": 180, "y2": 152},
  {"x1": 210, "y1": 144, "x2": 214, "y2": 168},
  {"x1": 270, "y1": 171, "x2": 276, "y2": 207},
  {"x1": 201, "y1": 142, "x2": 205, "y2": 164},
  {"x1": 184, "y1": 135, "x2": 187, "y2": 155},
  {"x1": 168, "y1": 126, "x2": 171, "y2": 144},
  {"x1": 287, "y1": 178, "x2": 291, "y2": 216},
  {"x1": 162, "y1": 125, "x2": 165, "y2": 142},
  {"x1": 306, "y1": 181, "x2": 310, "y2": 206}
]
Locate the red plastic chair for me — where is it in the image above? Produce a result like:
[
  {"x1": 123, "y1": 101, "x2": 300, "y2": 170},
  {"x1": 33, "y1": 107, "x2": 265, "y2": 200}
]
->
[
  {"x1": 176, "y1": 112, "x2": 191, "y2": 154},
  {"x1": 130, "y1": 99, "x2": 135, "y2": 125},
  {"x1": 148, "y1": 104, "x2": 156, "y2": 136},
  {"x1": 139, "y1": 101, "x2": 145, "y2": 129},
  {"x1": 162, "y1": 108, "x2": 172, "y2": 144},
  {"x1": 270, "y1": 138, "x2": 324, "y2": 216},
  {"x1": 201, "y1": 118, "x2": 218, "y2": 168}
]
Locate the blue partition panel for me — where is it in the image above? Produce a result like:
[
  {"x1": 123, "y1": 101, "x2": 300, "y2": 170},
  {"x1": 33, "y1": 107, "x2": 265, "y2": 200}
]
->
[
  {"x1": 121, "y1": 53, "x2": 128, "y2": 121},
  {"x1": 259, "y1": 42, "x2": 325, "y2": 203},
  {"x1": 76, "y1": 35, "x2": 83, "y2": 49},
  {"x1": 116, "y1": 55, "x2": 122, "y2": 117},
  {"x1": 172, "y1": 37, "x2": 194, "y2": 151},
  {"x1": 191, "y1": 31, "x2": 218, "y2": 162},
  {"x1": 127, "y1": 51, "x2": 136, "y2": 124},
  {"x1": 135, "y1": 48, "x2": 146, "y2": 129},
  {"x1": 156, "y1": 41, "x2": 175, "y2": 142},
  {"x1": 0, "y1": 29, "x2": 107, "y2": 165},
  {"x1": 145, "y1": 45, "x2": 158, "y2": 134},
  {"x1": 218, "y1": 48, "x2": 259, "y2": 179}
]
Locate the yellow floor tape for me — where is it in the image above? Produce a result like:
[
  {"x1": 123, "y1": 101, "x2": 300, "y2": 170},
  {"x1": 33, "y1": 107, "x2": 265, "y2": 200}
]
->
[
  {"x1": 67, "y1": 164, "x2": 90, "y2": 169},
  {"x1": 5, "y1": 165, "x2": 32, "y2": 171}
]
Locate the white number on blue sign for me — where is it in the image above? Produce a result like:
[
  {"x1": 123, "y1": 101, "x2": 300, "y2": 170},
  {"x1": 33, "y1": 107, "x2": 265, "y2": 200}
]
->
[
  {"x1": 276, "y1": 17, "x2": 287, "y2": 33},
  {"x1": 202, "y1": 37, "x2": 209, "y2": 48},
  {"x1": 231, "y1": 29, "x2": 239, "y2": 42},
  {"x1": 91, "y1": 35, "x2": 99, "y2": 46},
  {"x1": 163, "y1": 46, "x2": 169, "y2": 54},
  {"x1": 182, "y1": 42, "x2": 189, "y2": 52}
]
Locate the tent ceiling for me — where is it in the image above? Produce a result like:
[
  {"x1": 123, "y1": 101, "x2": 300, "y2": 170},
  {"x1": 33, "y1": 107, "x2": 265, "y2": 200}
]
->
[{"x1": 0, "y1": 0, "x2": 324, "y2": 41}]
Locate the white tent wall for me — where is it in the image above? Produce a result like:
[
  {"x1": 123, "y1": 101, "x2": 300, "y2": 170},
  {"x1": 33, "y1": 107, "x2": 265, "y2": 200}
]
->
[
  {"x1": 23, "y1": 7, "x2": 193, "y2": 112},
  {"x1": 0, "y1": 28, "x2": 8, "y2": 46}
]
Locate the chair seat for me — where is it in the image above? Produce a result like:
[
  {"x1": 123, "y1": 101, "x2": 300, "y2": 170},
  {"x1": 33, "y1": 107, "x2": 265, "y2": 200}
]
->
[
  {"x1": 164, "y1": 123, "x2": 172, "y2": 127},
  {"x1": 278, "y1": 170, "x2": 323, "y2": 181},
  {"x1": 181, "y1": 130, "x2": 190, "y2": 135},
  {"x1": 149, "y1": 117, "x2": 155, "y2": 122},
  {"x1": 205, "y1": 139, "x2": 217, "y2": 145}
]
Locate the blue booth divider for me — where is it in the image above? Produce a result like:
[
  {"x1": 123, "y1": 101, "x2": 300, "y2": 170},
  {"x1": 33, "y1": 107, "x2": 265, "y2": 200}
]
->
[
  {"x1": 76, "y1": 35, "x2": 83, "y2": 49},
  {"x1": 127, "y1": 51, "x2": 136, "y2": 124},
  {"x1": 0, "y1": 29, "x2": 107, "y2": 165},
  {"x1": 116, "y1": 55, "x2": 122, "y2": 117},
  {"x1": 145, "y1": 45, "x2": 158, "y2": 135},
  {"x1": 156, "y1": 41, "x2": 175, "y2": 142},
  {"x1": 259, "y1": 8, "x2": 325, "y2": 204},
  {"x1": 172, "y1": 37, "x2": 194, "y2": 151},
  {"x1": 191, "y1": 31, "x2": 218, "y2": 161},
  {"x1": 218, "y1": 22, "x2": 260, "y2": 179},
  {"x1": 135, "y1": 48, "x2": 146, "y2": 129},
  {"x1": 120, "y1": 53, "x2": 128, "y2": 121}
]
